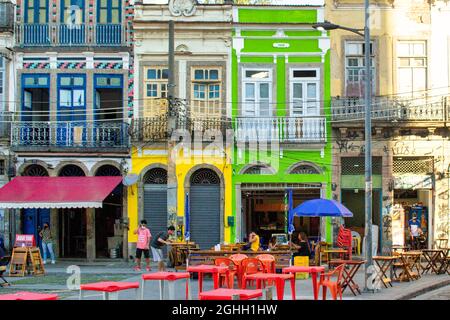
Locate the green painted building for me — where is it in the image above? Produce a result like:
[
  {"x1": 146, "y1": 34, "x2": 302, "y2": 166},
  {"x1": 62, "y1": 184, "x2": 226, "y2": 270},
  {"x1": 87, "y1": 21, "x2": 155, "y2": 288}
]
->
[{"x1": 230, "y1": 1, "x2": 333, "y2": 245}]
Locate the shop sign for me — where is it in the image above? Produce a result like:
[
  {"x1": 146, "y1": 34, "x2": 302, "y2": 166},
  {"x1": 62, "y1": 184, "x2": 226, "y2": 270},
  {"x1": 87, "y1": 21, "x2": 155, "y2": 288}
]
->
[
  {"x1": 394, "y1": 175, "x2": 432, "y2": 190},
  {"x1": 14, "y1": 234, "x2": 36, "y2": 247}
]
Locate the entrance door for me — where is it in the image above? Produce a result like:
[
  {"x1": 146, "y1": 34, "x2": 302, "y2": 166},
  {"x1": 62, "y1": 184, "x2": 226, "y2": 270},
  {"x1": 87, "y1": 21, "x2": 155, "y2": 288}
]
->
[
  {"x1": 59, "y1": 209, "x2": 86, "y2": 258},
  {"x1": 143, "y1": 168, "x2": 168, "y2": 238},
  {"x1": 190, "y1": 169, "x2": 220, "y2": 250},
  {"x1": 22, "y1": 208, "x2": 50, "y2": 251}
]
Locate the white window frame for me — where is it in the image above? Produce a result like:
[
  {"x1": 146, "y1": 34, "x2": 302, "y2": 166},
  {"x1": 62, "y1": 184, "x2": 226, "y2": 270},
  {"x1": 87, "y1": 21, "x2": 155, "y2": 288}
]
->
[
  {"x1": 242, "y1": 68, "x2": 273, "y2": 117},
  {"x1": 289, "y1": 68, "x2": 320, "y2": 117},
  {"x1": 344, "y1": 41, "x2": 376, "y2": 97},
  {"x1": 0, "y1": 57, "x2": 4, "y2": 112},
  {"x1": 396, "y1": 40, "x2": 427, "y2": 98}
]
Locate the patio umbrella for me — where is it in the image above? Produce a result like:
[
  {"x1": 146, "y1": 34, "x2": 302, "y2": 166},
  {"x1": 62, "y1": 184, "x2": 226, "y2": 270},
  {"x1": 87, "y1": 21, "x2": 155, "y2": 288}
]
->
[
  {"x1": 287, "y1": 189, "x2": 295, "y2": 252},
  {"x1": 292, "y1": 198, "x2": 353, "y2": 218},
  {"x1": 184, "y1": 193, "x2": 190, "y2": 241}
]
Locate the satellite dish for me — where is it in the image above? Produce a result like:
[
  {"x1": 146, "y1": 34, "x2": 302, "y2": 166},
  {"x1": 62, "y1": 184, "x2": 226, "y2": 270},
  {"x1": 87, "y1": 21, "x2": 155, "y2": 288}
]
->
[{"x1": 123, "y1": 174, "x2": 139, "y2": 186}]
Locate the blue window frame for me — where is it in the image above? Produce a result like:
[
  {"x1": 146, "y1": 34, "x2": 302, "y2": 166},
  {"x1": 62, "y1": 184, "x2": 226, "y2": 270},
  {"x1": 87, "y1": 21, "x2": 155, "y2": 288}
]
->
[
  {"x1": 24, "y1": 0, "x2": 48, "y2": 24},
  {"x1": 97, "y1": 0, "x2": 121, "y2": 24},
  {"x1": 21, "y1": 74, "x2": 50, "y2": 121},
  {"x1": 57, "y1": 74, "x2": 86, "y2": 121}
]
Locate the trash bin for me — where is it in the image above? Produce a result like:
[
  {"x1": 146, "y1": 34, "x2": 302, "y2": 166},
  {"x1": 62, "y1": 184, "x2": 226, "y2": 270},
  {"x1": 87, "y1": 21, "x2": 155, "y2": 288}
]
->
[{"x1": 293, "y1": 256, "x2": 309, "y2": 279}]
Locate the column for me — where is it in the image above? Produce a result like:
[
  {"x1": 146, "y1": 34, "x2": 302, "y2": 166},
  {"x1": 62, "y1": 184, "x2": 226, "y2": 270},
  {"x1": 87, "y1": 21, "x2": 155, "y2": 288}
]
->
[{"x1": 86, "y1": 208, "x2": 96, "y2": 260}]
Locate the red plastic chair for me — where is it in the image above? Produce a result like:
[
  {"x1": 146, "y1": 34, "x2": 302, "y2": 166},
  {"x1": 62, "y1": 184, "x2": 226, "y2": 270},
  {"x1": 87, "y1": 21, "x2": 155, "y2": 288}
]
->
[
  {"x1": 241, "y1": 258, "x2": 265, "y2": 289},
  {"x1": 214, "y1": 258, "x2": 238, "y2": 289},
  {"x1": 255, "y1": 254, "x2": 276, "y2": 273},
  {"x1": 319, "y1": 264, "x2": 345, "y2": 300},
  {"x1": 337, "y1": 226, "x2": 353, "y2": 260},
  {"x1": 229, "y1": 254, "x2": 248, "y2": 288}
]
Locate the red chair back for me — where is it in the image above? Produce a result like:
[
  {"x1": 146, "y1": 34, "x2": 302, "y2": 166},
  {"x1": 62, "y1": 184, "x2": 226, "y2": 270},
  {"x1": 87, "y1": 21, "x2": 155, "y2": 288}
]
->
[
  {"x1": 241, "y1": 258, "x2": 265, "y2": 275},
  {"x1": 215, "y1": 258, "x2": 237, "y2": 271},
  {"x1": 229, "y1": 254, "x2": 248, "y2": 265},
  {"x1": 337, "y1": 226, "x2": 353, "y2": 259},
  {"x1": 255, "y1": 254, "x2": 276, "y2": 273}
]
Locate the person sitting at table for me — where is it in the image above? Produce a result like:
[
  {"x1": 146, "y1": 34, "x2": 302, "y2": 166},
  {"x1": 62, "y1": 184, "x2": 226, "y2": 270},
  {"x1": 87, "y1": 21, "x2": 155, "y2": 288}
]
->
[
  {"x1": 268, "y1": 236, "x2": 278, "y2": 251},
  {"x1": 243, "y1": 231, "x2": 260, "y2": 251},
  {"x1": 409, "y1": 214, "x2": 423, "y2": 250},
  {"x1": 290, "y1": 232, "x2": 311, "y2": 262}
]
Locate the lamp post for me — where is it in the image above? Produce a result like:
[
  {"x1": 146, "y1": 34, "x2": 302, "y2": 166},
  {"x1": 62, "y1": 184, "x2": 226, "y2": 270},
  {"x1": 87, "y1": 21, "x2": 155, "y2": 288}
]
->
[{"x1": 313, "y1": 0, "x2": 373, "y2": 292}]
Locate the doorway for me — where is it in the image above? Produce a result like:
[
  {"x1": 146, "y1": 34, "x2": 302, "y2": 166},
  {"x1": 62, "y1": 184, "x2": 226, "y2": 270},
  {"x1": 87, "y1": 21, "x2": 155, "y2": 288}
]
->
[{"x1": 59, "y1": 208, "x2": 86, "y2": 258}]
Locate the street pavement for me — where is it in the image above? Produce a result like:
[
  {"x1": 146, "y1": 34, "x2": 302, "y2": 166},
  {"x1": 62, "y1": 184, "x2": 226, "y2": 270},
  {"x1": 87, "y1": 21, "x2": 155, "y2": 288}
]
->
[
  {"x1": 2, "y1": 260, "x2": 449, "y2": 300},
  {"x1": 412, "y1": 285, "x2": 450, "y2": 300}
]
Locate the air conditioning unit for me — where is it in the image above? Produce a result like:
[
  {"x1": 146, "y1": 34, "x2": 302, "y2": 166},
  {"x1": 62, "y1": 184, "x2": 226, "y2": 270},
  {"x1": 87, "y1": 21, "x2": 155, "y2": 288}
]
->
[{"x1": 0, "y1": 2, "x2": 14, "y2": 31}]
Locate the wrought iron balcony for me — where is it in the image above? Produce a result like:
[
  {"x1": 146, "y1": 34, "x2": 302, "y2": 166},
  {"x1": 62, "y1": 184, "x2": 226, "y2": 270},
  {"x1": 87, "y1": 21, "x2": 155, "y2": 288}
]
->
[
  {"x1": 11, "y1": 121, "x2": 130, "y2": 150},
  {"x1": 16, "y1": 23, "x2": 127, "y2": 47},
  {"x1": 332, "y1": 96, "x2": 448, "y2": 123},
  {"x1": 234, "y1": 116, "x2": 327, "y2": 143}
]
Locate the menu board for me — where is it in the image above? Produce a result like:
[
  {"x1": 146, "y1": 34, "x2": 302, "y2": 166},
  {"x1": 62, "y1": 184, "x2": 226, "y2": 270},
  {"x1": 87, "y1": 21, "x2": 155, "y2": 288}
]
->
[{"x1": 14, "y1": 234, "x2": 36, "y2": 247}]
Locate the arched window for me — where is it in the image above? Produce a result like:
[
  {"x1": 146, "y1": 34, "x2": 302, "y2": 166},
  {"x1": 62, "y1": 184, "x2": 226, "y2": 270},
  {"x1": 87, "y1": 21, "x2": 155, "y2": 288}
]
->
[
  {"x1": 59, "y1": 164, "x2": 85, "y2": 177},
  {"x1": 190, "y1": 168, "x2": 220, "y2": 185},
  {"x1": 22, "y1": 164, "x2": 49, "y2": 176},
  {"x1": 143, "y1": 168, "x2": 168, "y2": 184},
  {"x1": 242, "y1": 164, "x2": 274, "y2": 175},
  {"x1": 288, "y1": 162, "x2": 321, "y2": 174},
  {"x1": 95, "y1": 165, "x2": 121, "y2": 176}
]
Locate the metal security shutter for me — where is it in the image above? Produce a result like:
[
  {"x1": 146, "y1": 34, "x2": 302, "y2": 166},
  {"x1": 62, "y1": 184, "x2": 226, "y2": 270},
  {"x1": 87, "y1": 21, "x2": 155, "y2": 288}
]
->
[
  {"x1": 190, "y1": 169, "x2": 221, "y2": 250},
  {"x1": 143, "y1": 185, "x2": 167, "y2": 237},
  {"x1": 190, "y1": 185, "x2": 220, "y2": 250}
]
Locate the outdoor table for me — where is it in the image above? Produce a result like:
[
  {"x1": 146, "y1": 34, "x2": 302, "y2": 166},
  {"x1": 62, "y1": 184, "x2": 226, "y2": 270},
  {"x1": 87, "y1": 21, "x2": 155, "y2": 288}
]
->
[
  {"x1": 79, "y1": 281, "x2": 140, "y2": 300},
  {"x1": 421, "y1": 249, "x2": 447, "y2": 275},
  {"x1": 282, "y1": 266, "x2": 325, "y2": 300},
  {"x1": 141, "y1": 272, "x2": 191, "y2": 300},
  {"x1": 243, "y1": 273, "x2": 295, "y2": 300},
  {"x1": 199, "y1": 288, "x2": 263, "y2": 300},
  {"x1": 373, "y1": 256, "x2": 397, "y2": 288},
  {"x1": 393, "y1": 252, "x2": 421, "y2": 282},
  {"x1": 187, "y1": 265, "x2": 229, "y2": 297},
  {"x1": 392, "y1": 245, "x2": 409, "y2": 255},
  {"x1": 324, "y1": 249, "x2": 348, "y2": 267},
  {"x1": 0, "y1": 291, "x2": 58, "y2": 300},
  {"x1": 403, "y1": 251, "x2": 422, "y2": 278},
  {"x1": 328, "y1": 259, "x2": 365, "y2": 296}
]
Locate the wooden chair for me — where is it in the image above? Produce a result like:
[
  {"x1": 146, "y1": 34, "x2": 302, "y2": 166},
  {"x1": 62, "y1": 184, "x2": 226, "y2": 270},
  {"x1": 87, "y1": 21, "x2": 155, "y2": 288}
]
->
[
  {"x1": 319, "y1": 264, "x2": 345, "y2": 300},
  {"x1": 241, "y1": 258, "x2": 265, "y2": 289},
  {"x1": 215, "y1": 258, "x2": 238, "y2": 289}
]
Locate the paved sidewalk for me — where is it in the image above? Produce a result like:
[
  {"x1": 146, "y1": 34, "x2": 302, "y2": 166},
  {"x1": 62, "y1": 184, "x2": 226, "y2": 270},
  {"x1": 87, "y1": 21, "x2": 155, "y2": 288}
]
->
[{"x1": 2, "y1": 260, "x2": 449, "y2": 300}]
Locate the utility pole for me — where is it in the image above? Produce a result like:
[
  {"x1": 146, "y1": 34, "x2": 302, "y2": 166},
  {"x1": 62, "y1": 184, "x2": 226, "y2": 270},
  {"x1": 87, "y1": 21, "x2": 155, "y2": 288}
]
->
[
  {"x1": 363, "y1": 0, "x2": 373, "y2": 292},
  {"x1": 167, "y1": 20, "x2": 178, "y2": 231}
]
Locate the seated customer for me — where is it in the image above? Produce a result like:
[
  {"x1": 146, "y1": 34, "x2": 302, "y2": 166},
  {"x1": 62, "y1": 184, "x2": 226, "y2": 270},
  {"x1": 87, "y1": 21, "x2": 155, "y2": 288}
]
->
[
  {"x1": 243, "y1": 231, "x2": 260, "y2": 252},
  {"x1": 268, "y1": 236, "x2": 278, "y2": 251},
  {"x1": 291, "y1": 232, "x2": 311, "y2": 261}
]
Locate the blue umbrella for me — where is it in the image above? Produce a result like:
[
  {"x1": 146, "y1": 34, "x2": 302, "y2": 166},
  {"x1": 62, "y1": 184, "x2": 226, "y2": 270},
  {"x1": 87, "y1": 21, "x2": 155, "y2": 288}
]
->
[
  {"x1": 287, "y1": 189, "x2": 295, "y2": 235},
  {"x1": 184, "y1": 193, "x2": 190, "y2": 241},
  {"x1": 293, "y1": 198, "x2": 353, "y2": 217}
]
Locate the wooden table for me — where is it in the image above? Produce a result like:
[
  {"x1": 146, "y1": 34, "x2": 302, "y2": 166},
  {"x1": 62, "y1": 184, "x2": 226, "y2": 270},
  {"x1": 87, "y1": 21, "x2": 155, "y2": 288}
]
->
[
  {"x1": 79, "y1": 281, "x2": 140, "y2": 300},
  {"x1": 329, "y1": 259, "x2": 365, "y2": 296},
  {"x1": 392, "y1": 245, "x2": 409, "y2": 255},
  {"x1": 393, "y1": 252, "x2": 421, "y2": 282},
  {"x1": 421, "y1": 249, "x2": 447, "y2": 275},
  {"x1": 373, "y1": 256, "x2": 397, "y2": 288},
  {"x1": 199, "y1": 288, "x2": 263, "y2": 300},
  {"x1": 324, "y1": 249, "x2": 348, "y2": 267},
  {"x1": 0, "y1": 291, "x2": 58, "y2": 300},
  {"x1": 141, "y1": 272, "x2": 191, "y2": 300},
  {"x1": 243, "y1": 273, "x2": 296, "y2": 300},
  {"x1": 282, "y1": 266, "x2": 325, "y2": 300},
  {"x1": 187, "y1": 265, "x2": 229, "y2": 298}
]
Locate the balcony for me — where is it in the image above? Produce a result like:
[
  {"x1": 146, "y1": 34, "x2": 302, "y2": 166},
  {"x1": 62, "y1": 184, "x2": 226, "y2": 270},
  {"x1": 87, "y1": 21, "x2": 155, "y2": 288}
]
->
[
  {"x1": 332, "y1": 96, "x2": 449, "y2": 124},
  {"x1": 234, "y1": 117, "x2": 327, "y2": 143},
  {"x1": 11, "y1": 121, "x2": 130, "y2": 152},
  {"x1": 0, "y1": 112, "x2": 12, "y2": 140},
  {"x1": 15, "y1": 23, "x2": 127, "y2": 47}
]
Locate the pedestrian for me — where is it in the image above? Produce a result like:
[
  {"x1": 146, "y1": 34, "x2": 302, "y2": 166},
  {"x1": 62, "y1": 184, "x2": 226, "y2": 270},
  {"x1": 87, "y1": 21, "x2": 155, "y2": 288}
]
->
[
  {"x1": 133, "y1": 219, "x2": 152, "y2": 272},
  {"x1": 408, "y1": 214, "x2": 423, "y2": 250},
  {"x1": 39, "y1": 223, "x2": 56, "y2": 264},
  {"x1": 291, "y1": 232, "x2": 311, "y2": 263},
  {"x1": 150, "y1": 226, "x2": 175, "y2": 272}
]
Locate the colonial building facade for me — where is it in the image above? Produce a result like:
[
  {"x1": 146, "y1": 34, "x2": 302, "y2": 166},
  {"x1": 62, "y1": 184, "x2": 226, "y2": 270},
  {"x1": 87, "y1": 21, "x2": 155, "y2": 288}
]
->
[{"x1": 328, "y1": 0, "x2": 450, "y2": 253}]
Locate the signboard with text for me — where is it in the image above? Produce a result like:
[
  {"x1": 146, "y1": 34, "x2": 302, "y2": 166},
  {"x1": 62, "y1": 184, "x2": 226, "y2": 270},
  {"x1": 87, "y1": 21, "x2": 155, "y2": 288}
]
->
[{"x1": 14, "y1": 234, "x2": 36, "y2": 247}]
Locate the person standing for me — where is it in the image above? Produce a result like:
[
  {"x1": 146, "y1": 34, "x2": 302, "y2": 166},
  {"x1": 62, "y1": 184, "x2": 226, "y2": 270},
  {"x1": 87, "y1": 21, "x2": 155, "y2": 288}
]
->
[
  {"x1": 408, "y1": 214, "x2": 422, "y2": 250},
  {"x1": 39, "y1": 223, "x2": 56, "y2": 264},
  {"x1": 134, "y1": 220, "x2": 152, "y2": 272},
  {"x1": 150, "y1": 226, "x2": 175, "y2": 271}
]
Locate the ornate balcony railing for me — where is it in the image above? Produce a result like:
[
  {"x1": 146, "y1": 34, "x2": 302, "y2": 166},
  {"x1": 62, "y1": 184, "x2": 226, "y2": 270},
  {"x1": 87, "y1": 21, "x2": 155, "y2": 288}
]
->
[
  {"x1": 332, "y1": 96, "x2": 447, "y2": 122},
  {"x1": 16, "y1": 23, "x2": 127, "y2": 47},
  {"x1": 11, "y1": 121, "x2": 129, "y2": 149},
  {"x1": 234, "y1": 116, "x2": 326, "y2": 143}
]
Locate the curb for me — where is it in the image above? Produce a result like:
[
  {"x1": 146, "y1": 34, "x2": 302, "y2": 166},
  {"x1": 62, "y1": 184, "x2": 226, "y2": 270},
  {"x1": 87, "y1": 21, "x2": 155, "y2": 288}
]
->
[{"x1": 397, "y1": 278, "x2": 450, "y2": 300}]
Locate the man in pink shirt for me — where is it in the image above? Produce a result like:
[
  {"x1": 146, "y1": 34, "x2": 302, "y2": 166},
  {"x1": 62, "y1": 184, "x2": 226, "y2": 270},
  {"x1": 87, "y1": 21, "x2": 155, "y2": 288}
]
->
[{"x1": 133, "y1": 219, "x2": 152, "y2": 272}]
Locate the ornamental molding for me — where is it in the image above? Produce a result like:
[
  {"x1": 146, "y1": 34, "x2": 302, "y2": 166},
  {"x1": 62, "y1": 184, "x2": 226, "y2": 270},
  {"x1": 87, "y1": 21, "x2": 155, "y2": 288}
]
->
[{"x1": 168, "y1": 0, "x2": 197, "y2": 17}]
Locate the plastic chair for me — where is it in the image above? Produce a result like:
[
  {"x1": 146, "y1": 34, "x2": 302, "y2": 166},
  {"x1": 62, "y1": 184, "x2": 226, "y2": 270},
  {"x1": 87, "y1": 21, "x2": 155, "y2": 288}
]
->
[
  {"x1": 255, "y1": 254, "x2": 276, "y2": 273},
  {"x1": 241, "y1": 258, "x2": 265, "y2": 289},
  {"x1": 229, "y1": 253, "x2": 248, "y2": 288},
  {"x1": 319, "y1": 264, "x2": 345, "y2": 300},
  {"x1": 351, "y1": 231, "x2": 361, "y2": 256},
  {"x1": 214, "y1": 258, "x2": 238, "y2": 289}
]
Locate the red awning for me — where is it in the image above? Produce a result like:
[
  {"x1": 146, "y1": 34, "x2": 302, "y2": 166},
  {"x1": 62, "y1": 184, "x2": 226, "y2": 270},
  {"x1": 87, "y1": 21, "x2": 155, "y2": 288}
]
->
[{"x1": 0, "y1": 176, "x2": 122, "y2": 209}]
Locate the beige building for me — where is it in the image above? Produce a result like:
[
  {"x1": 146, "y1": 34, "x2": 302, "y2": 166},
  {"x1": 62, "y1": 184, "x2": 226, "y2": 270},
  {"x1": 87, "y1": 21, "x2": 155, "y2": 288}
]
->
[{"x1": 327, "y1": 0, "x2": 450, "y2": 253}]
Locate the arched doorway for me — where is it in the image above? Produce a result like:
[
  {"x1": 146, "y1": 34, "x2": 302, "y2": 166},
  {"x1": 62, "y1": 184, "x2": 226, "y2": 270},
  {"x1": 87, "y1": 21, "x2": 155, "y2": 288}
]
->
[
  {"x1": 21, "y1": 164, "x2": 50, "y2": 253},
  {"x1": 143, "y1": 168, "x2": 168, "y2": 238},
  {"x1": 190, "y1": 168, "x2": 220, "y2": 249},
  {"x1": 94, "y1": 165, "x2": 123, "y2": 258},
  {"x1": 58, "y1": 164, "x2": 86, "y2": 258}
]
